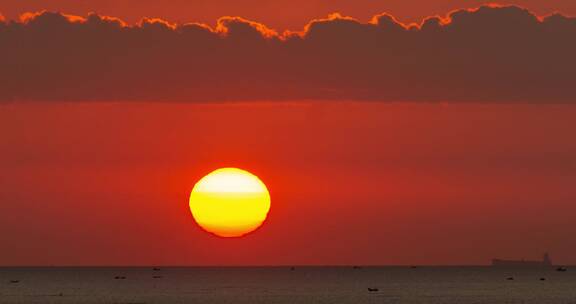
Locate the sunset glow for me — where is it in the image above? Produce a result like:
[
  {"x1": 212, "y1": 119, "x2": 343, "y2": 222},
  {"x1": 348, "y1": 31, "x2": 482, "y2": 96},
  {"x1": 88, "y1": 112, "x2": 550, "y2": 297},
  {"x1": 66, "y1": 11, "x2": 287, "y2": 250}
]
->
[
  {"x1": 189, "y1": 168, "x2": 271, "y2": 238},
  {"x1": 1, "y1": 0, "x2": 576, "y2": 268}
]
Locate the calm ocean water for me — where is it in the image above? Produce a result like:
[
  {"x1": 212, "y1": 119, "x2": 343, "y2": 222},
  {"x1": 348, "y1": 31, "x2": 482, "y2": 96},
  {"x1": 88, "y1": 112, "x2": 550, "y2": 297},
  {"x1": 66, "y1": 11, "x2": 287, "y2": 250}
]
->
[{"x1": 1, "y1": 266, "x2": 575, "y2": 303}]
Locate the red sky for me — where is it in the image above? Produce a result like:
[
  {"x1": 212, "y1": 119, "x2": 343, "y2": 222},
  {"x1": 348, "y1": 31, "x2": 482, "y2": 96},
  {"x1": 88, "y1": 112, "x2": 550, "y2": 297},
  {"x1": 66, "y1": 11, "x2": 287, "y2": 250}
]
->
[
  {"x1": 0, "y1": 1, "x2": 575, "y2": 266},
  {"x1": 1, "y1": 0, "x2": 576, "y2": 29},
  {"x1": 1, "y1": 102, "x2": 575, "y2": 266}
]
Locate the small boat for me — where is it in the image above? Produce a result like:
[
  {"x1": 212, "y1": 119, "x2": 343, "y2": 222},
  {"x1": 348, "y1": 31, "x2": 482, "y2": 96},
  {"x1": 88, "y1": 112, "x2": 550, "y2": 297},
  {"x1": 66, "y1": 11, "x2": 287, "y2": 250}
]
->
[
  {"x1": 9, "y1": 280, "x2": 20, "y2": 284},
  {"x1": 556, "y1": 267, "x2": 568, "y2": 272},
  {"x1": 367, "y1": 288, "x2": 379, "y2": 292}
]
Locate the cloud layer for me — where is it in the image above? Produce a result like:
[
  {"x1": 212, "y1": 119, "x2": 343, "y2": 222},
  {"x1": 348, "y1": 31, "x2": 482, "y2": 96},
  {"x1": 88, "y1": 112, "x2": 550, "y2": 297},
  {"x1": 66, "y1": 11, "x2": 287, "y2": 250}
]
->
[{"x1": 0, "y1": 5, "x2": 575, "y2": 103}]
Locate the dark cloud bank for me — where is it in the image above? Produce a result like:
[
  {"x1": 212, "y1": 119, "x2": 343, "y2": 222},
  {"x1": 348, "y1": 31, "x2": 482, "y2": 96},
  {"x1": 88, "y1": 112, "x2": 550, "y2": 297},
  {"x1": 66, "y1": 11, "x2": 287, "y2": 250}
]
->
[{"x1": 0, "y1": 5, "x2": 575, "y2": 103}]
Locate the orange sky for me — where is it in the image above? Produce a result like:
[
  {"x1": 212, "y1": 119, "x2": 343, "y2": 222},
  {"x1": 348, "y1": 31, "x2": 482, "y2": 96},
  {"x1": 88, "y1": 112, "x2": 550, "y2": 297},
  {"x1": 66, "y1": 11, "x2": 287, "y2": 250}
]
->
[
  {"x1": 1, "y1": 0, "x2": 576, "y2": 29},
  {"x1": 1, "y1": 0, "x2": 575, "y2": 266},
  {"x1": 1, "y1": 102, "x2": 575, "y2": 265}
]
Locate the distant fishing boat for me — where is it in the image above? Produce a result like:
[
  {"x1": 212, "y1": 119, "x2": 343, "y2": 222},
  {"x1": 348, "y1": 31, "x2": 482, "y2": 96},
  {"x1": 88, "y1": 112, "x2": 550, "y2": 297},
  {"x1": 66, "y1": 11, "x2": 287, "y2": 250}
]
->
[{"x1": 492, "y1": 253, "x2": 552, "y2": 267}]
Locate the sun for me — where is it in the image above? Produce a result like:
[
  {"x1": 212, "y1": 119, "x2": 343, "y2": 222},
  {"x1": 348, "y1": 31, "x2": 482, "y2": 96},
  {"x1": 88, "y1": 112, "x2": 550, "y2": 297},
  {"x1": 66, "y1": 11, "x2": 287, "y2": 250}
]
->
[{"x1": 189, "y1": 168, "x2": 271, "y2": 238}]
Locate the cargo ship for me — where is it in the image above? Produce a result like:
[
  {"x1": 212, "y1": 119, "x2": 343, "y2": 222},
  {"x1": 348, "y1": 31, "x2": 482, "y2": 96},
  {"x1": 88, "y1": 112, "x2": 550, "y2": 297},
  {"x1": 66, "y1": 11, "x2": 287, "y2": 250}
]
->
[{"x1": 491, "y1": 253, "x2": 552, "y2": 267}]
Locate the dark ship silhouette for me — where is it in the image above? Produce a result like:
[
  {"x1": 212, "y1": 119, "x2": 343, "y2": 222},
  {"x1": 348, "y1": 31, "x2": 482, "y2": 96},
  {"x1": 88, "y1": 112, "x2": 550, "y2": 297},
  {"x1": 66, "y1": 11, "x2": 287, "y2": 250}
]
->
[{"x1": 492, "y1": 253, "x2": 552, "y2": 267}]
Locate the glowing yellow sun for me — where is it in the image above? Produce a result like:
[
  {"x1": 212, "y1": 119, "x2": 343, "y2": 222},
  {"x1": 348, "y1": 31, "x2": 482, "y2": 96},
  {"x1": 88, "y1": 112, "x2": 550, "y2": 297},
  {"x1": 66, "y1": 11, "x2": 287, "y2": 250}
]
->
[{"x1": 189, "y1": 168, "x2": 271, "y2": 237}]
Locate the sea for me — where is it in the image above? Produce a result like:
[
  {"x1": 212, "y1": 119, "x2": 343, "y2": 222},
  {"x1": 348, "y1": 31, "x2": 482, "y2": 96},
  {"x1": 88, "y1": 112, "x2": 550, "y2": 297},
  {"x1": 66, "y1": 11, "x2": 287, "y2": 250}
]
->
[{"x1": 1, "y1": 266, "x2": 575, "y2": 303}]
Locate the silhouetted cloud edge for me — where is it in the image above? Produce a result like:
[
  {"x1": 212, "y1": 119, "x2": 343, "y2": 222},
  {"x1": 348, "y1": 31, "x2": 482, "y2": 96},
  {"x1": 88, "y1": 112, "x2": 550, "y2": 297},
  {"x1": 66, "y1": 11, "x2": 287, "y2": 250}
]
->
[{"x1": 0, "y1": 5, "x2": 575, "y2": 103}]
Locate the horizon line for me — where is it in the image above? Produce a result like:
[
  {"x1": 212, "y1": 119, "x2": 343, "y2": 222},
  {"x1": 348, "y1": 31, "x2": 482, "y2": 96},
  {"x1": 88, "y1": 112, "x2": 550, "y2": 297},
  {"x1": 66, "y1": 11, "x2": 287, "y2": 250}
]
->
[{"x1": 0, "y1": 264, "x2": 571, "y2": 268}]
